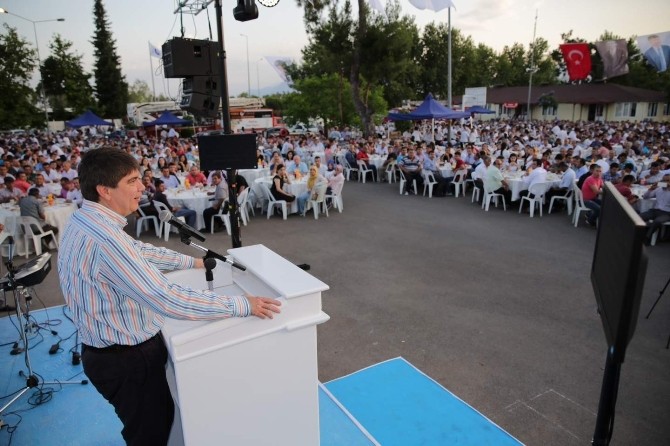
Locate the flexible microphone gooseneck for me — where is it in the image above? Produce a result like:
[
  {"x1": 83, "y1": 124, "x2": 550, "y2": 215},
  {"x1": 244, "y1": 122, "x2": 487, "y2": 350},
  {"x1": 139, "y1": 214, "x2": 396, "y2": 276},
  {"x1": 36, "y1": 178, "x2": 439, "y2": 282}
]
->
[{"x1": 158, "y1": 210, "x2": 206, "y2": 242}]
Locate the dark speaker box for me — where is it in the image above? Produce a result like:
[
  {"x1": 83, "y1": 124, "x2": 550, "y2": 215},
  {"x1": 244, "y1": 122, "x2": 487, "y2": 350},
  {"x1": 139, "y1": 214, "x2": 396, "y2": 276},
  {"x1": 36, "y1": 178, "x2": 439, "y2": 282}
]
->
[
  {"x1": 183, "y1": 76, "x2": 220, "y2": 96},
  {"x1": 180, "y1": 92, "x2": 220, "y2": 118},
  {"x1": 162, "y1": 38, "x2": 219, "y2": 78}
]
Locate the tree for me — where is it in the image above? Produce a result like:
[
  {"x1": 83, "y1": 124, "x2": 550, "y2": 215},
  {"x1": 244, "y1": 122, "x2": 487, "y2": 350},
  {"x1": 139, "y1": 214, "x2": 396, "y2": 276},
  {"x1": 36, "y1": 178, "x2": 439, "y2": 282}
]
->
[
  {"x1": 127, "y1": 79, "x2": 152, "y2": 103},
  {"x1": 40, "y1": 34, "x2": 95, "y2": 120},
  {"x1": 0, "y1": 24, "x2": 40, "y2": 129},
  {"x1": 91, "y1": 0, "x2": 128, "y2": 118},
  {"x1": 295, "y1": 0, "x2": 416, "y2": 135}
]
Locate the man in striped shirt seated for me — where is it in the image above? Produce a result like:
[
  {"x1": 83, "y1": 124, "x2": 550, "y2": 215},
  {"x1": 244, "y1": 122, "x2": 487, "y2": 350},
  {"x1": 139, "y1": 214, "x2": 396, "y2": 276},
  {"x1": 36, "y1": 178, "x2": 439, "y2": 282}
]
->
[{"x1": 58, "y1": 147, "x2": 281, "y2": 446}]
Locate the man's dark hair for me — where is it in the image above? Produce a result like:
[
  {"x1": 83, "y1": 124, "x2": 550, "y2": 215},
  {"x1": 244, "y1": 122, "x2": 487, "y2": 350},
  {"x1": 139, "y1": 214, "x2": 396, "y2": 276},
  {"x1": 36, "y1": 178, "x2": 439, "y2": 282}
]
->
[
  {"x1": 79, "y1": 147, "x2": 139, "y2": 202},
  {"x1": 28, "y1": 188, "x2": 39, "y2": 197},
  {"x1": 622, "y1": 174, "x2": 635, "y2": 184},
  {"x1": 589, "y1": 163, "x2": 598, "y2": 171}
]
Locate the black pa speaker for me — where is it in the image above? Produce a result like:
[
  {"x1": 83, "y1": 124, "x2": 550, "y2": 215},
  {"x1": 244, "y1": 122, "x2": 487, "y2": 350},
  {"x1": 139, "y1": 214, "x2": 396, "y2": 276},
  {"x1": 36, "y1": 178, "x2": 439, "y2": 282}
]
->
[
  {"x1": 183, "y1": 76, "x2": 220, "y2": 96},
  {"x1": 180, "y1": 92, "x2": 220, "y2": 118},
  {"x1": 233, "y1": 0, "x2": 259, "y2": 22},
  {"x1": 162, "y1": 38, "x2": 219, "y2": 78}
]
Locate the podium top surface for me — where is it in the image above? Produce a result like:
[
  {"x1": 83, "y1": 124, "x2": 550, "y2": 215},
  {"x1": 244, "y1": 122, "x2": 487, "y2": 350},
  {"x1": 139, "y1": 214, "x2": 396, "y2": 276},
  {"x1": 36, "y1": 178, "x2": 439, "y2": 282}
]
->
[{"x1": 228, "y1": 244, "x2": 329, "y2": 299}]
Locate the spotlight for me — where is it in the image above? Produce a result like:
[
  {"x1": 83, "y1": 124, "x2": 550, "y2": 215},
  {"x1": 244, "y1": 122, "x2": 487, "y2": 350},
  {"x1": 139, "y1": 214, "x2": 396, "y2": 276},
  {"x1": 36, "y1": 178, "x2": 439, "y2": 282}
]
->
[{"x1": 233, "y1": 0, "x2": 258, "y2": 21}]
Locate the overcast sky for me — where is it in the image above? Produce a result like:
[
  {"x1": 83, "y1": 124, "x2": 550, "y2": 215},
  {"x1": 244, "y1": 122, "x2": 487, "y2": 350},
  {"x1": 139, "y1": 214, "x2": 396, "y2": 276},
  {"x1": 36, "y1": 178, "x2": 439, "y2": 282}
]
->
[{"x1": 1, "y1": 0, "x2": 669, "y2": 99}]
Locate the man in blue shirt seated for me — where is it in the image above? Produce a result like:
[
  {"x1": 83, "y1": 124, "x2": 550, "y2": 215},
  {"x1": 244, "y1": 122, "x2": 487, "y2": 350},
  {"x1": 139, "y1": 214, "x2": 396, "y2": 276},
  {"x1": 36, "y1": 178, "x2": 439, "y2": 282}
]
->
[
  {"x1": 286, "y1": 155, "x2": 309, "y2": 175},
  {"x1": 398, "y1": 146, "x2": 424, "y2": 195}
]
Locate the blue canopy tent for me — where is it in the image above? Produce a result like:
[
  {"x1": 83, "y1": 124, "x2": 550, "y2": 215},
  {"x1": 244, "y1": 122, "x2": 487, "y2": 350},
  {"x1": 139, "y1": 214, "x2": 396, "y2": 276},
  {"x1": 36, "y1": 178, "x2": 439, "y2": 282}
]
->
[
  {"x1": 65, "y1": 110, "x2": 113, "y2": 128},
  {"x1": 387, "y1": 94, "x2": 470, "y2": 142},
  {"x1": 466, "y1": 105, "x2": 495, "y2": 115},
  {"x1": 142, "y1": 111, "x2": 192, "y2": 127}
]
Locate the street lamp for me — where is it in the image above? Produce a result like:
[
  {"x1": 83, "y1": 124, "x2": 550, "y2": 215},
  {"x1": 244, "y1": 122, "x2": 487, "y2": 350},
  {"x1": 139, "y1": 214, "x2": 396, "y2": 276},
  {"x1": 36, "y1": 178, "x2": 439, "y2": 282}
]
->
[
  {"x1": 256, "y1": 57, "x2": 263, "y2": 98},
  {"x1": 0, "y1": 8, "x2": 65, "y2": 132},
  {"x1": 240, "y1": 33, "x2": 251, "y2": 97}
]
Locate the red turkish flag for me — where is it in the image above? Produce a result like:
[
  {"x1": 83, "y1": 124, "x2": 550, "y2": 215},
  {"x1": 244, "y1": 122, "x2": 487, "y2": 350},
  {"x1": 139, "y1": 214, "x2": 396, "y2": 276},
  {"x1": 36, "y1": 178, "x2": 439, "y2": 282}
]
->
[{"x1": 560, "y1": 43, "x2": 592, "y2": 81}]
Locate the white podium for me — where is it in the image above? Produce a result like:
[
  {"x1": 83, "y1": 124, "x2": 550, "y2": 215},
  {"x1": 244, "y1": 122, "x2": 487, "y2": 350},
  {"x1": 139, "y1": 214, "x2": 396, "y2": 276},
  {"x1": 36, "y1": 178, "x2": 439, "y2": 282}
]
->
[{"x1": 162, "y1": 244, "x2": 330, "y2": 446}]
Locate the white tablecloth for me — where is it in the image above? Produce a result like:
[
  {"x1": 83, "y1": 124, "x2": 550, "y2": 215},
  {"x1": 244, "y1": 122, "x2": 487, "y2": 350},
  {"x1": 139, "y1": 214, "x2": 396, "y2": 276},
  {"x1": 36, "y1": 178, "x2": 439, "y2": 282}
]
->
[
  {"x1": 505, "y1": 172, "x2": 562, "y2": 201},
  {"x1": 254, "y1": 177, "x2": 308, "y2": 214},
  {"x1": 0, "y1": 201, "x2": 77, "y2": 255},
  {"x1": 165, "y1": 189, "x2": 212, "y2": 230},
  {"x1": 631, "y1": 185, "x2": 656, "y2": 214},
  {"x1": 238, "y1": 168, "x2": 270, "y2": 186}
]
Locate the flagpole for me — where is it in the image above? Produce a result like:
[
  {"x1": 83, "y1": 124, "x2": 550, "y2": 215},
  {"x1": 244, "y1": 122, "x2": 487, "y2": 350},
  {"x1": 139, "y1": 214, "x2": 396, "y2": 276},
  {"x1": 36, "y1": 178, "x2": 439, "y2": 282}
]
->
[
  {"x1": 447, "y1": 7, "x2": 452, "y2": 109},
  {"x1": 148, "y1": 41, "x2": 157, "y2": 101},
  {"x1": 526, "y1": 10, "x2": 538, "y2": 121}
]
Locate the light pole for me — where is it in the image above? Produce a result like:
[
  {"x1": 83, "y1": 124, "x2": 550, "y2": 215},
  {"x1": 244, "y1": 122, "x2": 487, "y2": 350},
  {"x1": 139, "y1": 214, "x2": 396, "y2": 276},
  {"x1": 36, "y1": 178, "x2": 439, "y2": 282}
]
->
[
  {"x1": 0, "y1": 8, "x2": 65, "y2": 132},
  {"x1": 256, "y1": 57, "x2": 263, "y2": 98},
  {"x1": 240, "y1": 33, "x2": 251, "y2": 97}
]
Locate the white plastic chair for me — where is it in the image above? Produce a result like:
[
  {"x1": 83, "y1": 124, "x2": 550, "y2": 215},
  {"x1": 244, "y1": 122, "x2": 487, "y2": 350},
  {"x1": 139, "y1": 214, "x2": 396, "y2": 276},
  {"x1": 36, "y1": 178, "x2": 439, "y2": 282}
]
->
[
  {"x1": 650, "y1": 221, "x2": 670, "y2": 246},
  {"x1": 305, "y1": 184, "x2": 329, "y2": 219},
  {"x1": 422, "y1": 171, "x2": 439, "y2": 198},
  {"x1": 450, "y1": 170, "x2": 467, "y2": 197},
  {"x1": 548, "y1": 188, "x2": 574, "y2": 215},
  {"x1": 153, "y1": 200, "x2": 185, "y2": 241},
  {"x1": 482, "y1": 184, "x2": 507, "y2": 212},
  {"x1": 357, "y1": 160, "x2": 374, "y2": 183},
  {"x1": 260, "y1": 183, "x2": 287, "y2": 220},
  {"x1": 210, "y1": 204, "x2": 231, "y2": 235},
  {"x1": 236, "y1": 188, "x2": 250, "y2": 226},
  {"x1": 572, "y1": 185, "x2": 591, "y2": 227},
  {"x1": 385, "y1": 162, "x2": 397, "y2": 184},
  {"x1": 470, "y1": 172, "x2": 482, "y2": 203},
  {"x1": 342, "y1": 157, "x2": 358, "y2": 181},
  {"x1": 18, "y1": 217, "x2": 57, "y2": 258},
  {"x1": 518, "y1": 182, "x2": 549, "y2": 218},
  {"x1": 398, "y1": 169, "x2": 418, "y2": 195},
  {"x1": 324, "y1": 180, "x2": 344, "y2": 213},
  {"x1": 136, "y1": 205, "x2": 160, "y2": 238}
]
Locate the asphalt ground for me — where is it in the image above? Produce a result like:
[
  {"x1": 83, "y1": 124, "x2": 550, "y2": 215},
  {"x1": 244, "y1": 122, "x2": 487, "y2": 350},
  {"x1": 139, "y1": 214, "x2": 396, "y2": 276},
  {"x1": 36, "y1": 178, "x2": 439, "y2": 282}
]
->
[{"x1": 7, "y1": 179, "x2": 670, "y2": 446}]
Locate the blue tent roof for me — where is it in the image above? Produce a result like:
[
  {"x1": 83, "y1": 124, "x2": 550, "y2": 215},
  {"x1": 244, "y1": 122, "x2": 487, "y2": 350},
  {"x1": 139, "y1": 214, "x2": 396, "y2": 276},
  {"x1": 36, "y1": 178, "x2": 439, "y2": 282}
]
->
[
  {"x1": 142, "y1": 111, "x2": 192, "y2": 127},
  {"x1": 387, "y1": 94, "x2": 470, "y2": 121},
  {"x1": 466, "y1": 105, "x2": 495, "y2": 114},
  {"x1": 65, "y1": 110, "x2": 113, "y2": 128}
]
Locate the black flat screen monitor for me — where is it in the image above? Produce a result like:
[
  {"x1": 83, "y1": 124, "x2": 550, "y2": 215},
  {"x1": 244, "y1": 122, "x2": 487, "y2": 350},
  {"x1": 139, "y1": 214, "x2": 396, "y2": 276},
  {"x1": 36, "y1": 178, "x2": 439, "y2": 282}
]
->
[
  {"x1": 198, "y1": 133, "x2": 257, "y2": 170},
  {"x1": 591, "y1": 182, "x2": 648, "y2": 362}
]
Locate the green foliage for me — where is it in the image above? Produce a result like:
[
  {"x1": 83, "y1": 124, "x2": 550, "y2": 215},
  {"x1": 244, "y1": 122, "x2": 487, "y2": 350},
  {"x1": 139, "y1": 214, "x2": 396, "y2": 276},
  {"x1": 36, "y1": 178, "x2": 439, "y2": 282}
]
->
[
  {"x1": 0, "y1": 25, "x2": 40, "y2": 129},
  {"x1": 127, "y1": 79, "x2": 153, "y2": 103},
  {"x1": 40, "y1": 34, "x2": 95, "y2": 120},
  {"x1": 91, "y1": 0, "x2": 128, "y2": 118},
  {"x1": 264, "y1": 94, "x2": 287, "y2": 116}
]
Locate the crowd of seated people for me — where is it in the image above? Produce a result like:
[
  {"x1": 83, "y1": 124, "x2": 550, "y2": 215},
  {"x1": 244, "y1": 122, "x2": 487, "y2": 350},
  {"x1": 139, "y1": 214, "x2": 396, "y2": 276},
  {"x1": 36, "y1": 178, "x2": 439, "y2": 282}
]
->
[{"x1": 1, "y1": 117, "x2": 669, "y2": 242}]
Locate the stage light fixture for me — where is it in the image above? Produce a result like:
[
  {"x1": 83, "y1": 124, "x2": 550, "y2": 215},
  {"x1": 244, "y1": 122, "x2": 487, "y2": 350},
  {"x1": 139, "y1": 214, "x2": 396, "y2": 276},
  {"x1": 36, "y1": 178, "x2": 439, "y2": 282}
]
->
[{"x1": 233, "y1": 0, "x2": 258, "y2": 21}]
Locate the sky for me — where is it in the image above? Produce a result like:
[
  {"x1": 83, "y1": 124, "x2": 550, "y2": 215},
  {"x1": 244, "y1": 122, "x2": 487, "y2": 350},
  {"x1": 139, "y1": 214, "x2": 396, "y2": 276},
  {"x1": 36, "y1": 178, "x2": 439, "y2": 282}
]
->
[{"x1": 1, "y1": 0, "x2": 669, "y2": 100}]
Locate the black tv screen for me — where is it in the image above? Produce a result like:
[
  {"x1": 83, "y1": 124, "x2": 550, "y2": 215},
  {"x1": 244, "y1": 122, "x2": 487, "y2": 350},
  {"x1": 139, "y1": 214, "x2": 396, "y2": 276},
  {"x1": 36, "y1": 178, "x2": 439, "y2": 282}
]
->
[
  {"x1": 198, "y1": 133, "x2": 257, "y2": 170},
  {"x1": 591, "y1": 182, "x2": 648, "y2": 362}
]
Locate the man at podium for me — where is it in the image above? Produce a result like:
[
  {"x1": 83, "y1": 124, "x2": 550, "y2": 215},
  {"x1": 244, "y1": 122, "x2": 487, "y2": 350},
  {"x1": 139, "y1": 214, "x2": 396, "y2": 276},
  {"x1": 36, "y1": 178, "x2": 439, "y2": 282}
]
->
[{"x1": 58, "y1": 147, "x2": 281, "y2": 446}]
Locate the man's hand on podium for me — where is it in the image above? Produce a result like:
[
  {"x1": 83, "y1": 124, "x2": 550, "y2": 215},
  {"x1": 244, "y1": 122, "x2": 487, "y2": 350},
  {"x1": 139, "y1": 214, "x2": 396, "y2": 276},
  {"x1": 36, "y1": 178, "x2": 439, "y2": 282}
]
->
[{"x1": 247, "y1": 295, "x2": 282, "y2": 319}]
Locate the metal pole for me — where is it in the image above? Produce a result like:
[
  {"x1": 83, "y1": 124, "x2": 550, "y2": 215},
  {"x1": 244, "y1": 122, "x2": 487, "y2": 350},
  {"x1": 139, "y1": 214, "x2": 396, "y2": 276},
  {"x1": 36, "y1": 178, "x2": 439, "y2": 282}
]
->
[
  {"x1": 214, "y1": 0, "x2": 240, "y2": 248},
  {"x1": 240, "y1": 33, "x2": 250, "y2": 96},
  {"x1": 148, "y1": 42, "x2": 157, "y2": 101},
  {"x1": 447, "y1": 7, "x2": 452, "y2": 109},
  {"x1": 526, "y1": 10, "x2": 538, "y2": 121},
  {"x1": 214, "y1": 0, "x2": 231, "y2": 133},
  {"x1": 256, "y1": 59, "x2": 261, "y2": 97},
  {"x1": 31, "y1": 21, "x2": 50, "y2": 133}
]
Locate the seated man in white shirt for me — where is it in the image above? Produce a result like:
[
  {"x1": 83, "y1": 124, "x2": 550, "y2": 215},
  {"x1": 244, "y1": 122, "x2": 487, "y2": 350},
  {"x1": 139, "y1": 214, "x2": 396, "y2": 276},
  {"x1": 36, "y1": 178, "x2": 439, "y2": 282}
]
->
[
  {"x1": 313, "y1": 156, "x2": 328, "y2": 177},
  {"x1": 517, "y1": 159, "x2": 548, "y2": 211},
  {"x1": 545, "y1": 162, "x2": 576, "y2": 211},
  {"x1": 640, "y1": 174, "x2": 670, "y2": 245},
  {"x1": 66, "y1": 177, "x2": 84, "y2": 207},
  {"x1": 639, "y1": 162, "x2": 664, "y2": 184}
]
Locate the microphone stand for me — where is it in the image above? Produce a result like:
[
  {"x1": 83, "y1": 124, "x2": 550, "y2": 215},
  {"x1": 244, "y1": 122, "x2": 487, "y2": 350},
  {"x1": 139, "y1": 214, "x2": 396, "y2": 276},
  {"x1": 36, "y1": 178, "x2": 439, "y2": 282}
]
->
[
  {"x1": 178, "y1": 232, "x2": 247, "y2": 273},
  {"x1": 0, "y1": 239, "x2": 87, "y2": 422}
]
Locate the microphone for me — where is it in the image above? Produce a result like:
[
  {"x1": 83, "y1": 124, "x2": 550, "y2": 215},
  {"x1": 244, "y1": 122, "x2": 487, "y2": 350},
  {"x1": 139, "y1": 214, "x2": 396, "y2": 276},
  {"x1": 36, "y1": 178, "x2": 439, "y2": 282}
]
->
[
  {"x1": 204, "y1": 258, "x2": 217, "y2": 291},
  {"x1": 6, "y1": 236, "x2": 14, "y2": 262},
  {"x1": 158, "y1": 210, "x2": 206, "y2": 242}
]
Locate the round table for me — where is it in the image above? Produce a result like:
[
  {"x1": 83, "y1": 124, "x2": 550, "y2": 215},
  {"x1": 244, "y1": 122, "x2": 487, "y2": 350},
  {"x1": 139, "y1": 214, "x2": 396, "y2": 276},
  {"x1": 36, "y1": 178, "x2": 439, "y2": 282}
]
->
[
  {"x1": 165, "y1": 188, "x2": 213, "y2": 230},
  {"x1": 0, "y1": 200, "x2": 78, "y2": 256},
  {"x1": 504, "y1": 172, "x2": 562, "y2": 201},
  {"x1": 254, "y1": 177, "x2": 308, "y2": 214}
]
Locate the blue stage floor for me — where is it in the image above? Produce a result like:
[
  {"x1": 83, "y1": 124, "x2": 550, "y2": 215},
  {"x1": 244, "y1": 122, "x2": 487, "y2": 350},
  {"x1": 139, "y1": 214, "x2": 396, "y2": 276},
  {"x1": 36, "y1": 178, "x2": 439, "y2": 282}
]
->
[{"x1": 1, "y1": 307, "x2": 522, "y2": 445}]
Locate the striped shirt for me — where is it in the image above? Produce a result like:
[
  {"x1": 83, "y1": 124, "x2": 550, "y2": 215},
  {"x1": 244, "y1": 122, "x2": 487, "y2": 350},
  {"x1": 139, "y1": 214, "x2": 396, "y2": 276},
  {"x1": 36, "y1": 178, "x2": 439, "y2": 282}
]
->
[{"x1": 58, "y1": 200, "x2": 250, "y2": 348}]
